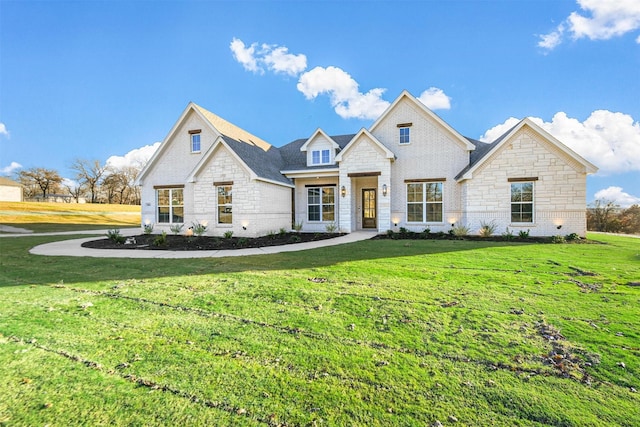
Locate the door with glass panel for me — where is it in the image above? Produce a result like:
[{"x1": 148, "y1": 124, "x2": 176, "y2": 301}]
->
[{"x1": 362, "y1": 188, "x2": 377, "y2": 229}]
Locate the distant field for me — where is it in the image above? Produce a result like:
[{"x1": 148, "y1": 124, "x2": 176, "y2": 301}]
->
[
  {"x1": 0, "y1": 233, "x2": 638, "y2": 425},
  {"x1": 0, "y1": 202, "x2": 140, "y2": 232}
]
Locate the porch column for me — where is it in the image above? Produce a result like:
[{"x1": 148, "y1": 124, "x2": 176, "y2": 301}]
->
[{"x1": 338, "y1": 174, "x2": 352, "y2": 233}]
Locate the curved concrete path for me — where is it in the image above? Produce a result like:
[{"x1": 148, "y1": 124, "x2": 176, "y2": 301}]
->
[{"x1": 9, "y1": 229, "x2": 376, "y2": 259}]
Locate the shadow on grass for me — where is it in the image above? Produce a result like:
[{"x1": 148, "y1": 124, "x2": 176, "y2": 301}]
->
[{"x1": 0, "y1": 234, "x2": 537, "y2": 287}]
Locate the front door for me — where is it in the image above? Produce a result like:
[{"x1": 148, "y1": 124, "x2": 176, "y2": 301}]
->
[{"x1": 362, "y1": 188, "x2": 377, "y2": 229}]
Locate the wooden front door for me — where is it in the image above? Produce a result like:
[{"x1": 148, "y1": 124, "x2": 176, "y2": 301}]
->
[{"x1": 362, "y1": 188, "x2": 377, "y2": 229}]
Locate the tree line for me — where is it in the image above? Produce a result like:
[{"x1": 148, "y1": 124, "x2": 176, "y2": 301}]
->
[
  {"x1": 16, "y1": 158, "x2": 142, "y2": 205},
  {"x1": 587, "y1": 200, "x2": 640, "y2": 235}
]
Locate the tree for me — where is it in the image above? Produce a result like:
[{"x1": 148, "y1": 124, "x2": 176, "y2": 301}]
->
[
  {"x1": 70, "y1": 159, "x2": 107, "y2": 203},
  {"x1": 619, "y1": 205, "x2": 640, "y2": 234},
  {"x1": 18, "y1": 167, "x2": 63, "y2": 199},
  {"x1": 64, "y1": 180, "x2": 86, "y2": 203},
  {"x1": 587, "y1": 199, "x2": 621, "y2": 232}
]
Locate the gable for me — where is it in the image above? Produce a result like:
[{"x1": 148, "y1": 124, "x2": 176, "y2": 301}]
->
[
  {"x1": 369, "y1": 90, "x2": 475, "y2": 152},
  {"x1": 456, "y1": 119, "x2": 597, "y2": 181},
  {"x1": 300, "y1": 129, "x2": 341, "y2": 166},
  {"x1": 335, "y1": 128, "x2": 394, "y2": 162}
]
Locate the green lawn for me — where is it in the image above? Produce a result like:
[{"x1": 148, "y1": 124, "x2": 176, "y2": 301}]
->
[{"x1": 0, "y1": 233, "x2": 638, "y2": 426}]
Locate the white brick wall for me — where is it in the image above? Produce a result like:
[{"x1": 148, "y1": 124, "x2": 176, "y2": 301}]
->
[
  {"x1": 371, "y1": 100, "x2": 468, "y2": 233},
  {"x1": 304, "y1": 134, "x2": 337, "y2": 166},
  {"x1": 464, "y1": 129, "x2": 589, "y2": 237},
  {"x1": 337, "y1": 135, "x2": 392, "y2": 233},
  {"x1": 293, "y1": 177, "x2": 339, "y2": 233}
]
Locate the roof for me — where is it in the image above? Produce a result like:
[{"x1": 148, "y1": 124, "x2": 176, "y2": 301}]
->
[
  {"x1": 221, "y1": 136, "x2": 291, "y2": 185},
  {"x1": 0, "y1": 177, "x2": 22, "y2": 187},
  {"x1": 279, "y1": 134, "x2": 355, "y2": 171},
  {"x1": 193, "y1": 104, "x2": 271, "y2": 151}
]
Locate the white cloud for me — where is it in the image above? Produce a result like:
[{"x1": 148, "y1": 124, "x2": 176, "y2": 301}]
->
[
  {"x1": 417, "y1": 87, "x2": 451, "y2": 110},
  {"x1": 230, "y1": 38, "x2": 261, "y2": 73},
  {"x1": 538, "y1": 0, "x2": 640, "y2": 50},
  {"x1": 230, "y1": 38, "x2": 307, "y2": 76},
  {"x1": 594, "y1": 186, "x2": 640, "y2": 207},
  {"x1": 0, "y1": 122, "x2": 9, "y2": 137},
  {"x1": 0, "y1": 161, "x2": 22, "y2": 176},
  {"x1": 231, "y1": 37, "x2": 452, "y2": 120},
  {"x1": 297, "y1": 66, "x2": 390, "y2": 120},
  {"x1": 480, "y1": 110, "x2": 640, "y2": 174},
  {"x1": 263, "y1": 45, "x2": 307, "y2": 76},
  {"x1": 106, "y1": 142, "x2": 160, "y2": 171}
]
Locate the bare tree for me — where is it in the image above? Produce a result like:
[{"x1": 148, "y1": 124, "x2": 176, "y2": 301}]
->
[
  {"x1": 587, "y1": 199, "x2": 620, "y2": 232},
  {"x1": 64, "y1": 180, "x2": 86, "y2": 203},
  {"x1": 70, "y1": 159, "x2": 107, "y2": 203},
  {"x1": 18, "y1": 167, "x2": 63, "y2": 199}
]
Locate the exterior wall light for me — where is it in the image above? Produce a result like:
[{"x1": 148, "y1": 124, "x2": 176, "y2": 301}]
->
[
  {"x1": 382, "y1": 184, "x2": 388, "y2": 197},
  {"x1": 341, "y1": 185, "x2": 346, "y2": 197},
  {"x1": 557, "y1": 224, "x2": 562, "y2": 229}
]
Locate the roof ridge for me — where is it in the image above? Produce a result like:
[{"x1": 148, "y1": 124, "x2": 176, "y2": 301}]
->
[{"x1": 193, "y1": 103, "x2": 272, "y2": 151}]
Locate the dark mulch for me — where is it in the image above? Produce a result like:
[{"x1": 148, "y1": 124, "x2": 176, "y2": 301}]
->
[
  {"x1": 372, "y1": 231, "x2": 598, "y2": 244},
  {"x1": 82, "y1": 232, "x2": 345, "y2": 251}
]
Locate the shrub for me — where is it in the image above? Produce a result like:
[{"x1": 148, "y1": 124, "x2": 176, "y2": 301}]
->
[
  {"x1": 452, "y1": 224, "x2": 470, "y2": 237},
  {"x1": 423, "y1": 227, "x2": 431, "y2": 235},
  {"x1": 518, "y1": 229, "x2": 530, "y2": 239},
  {"x1": 279, "y1": 227, "x2": 287, "y2": 237},
  {"x1": 293, "y1": 222, "x2": 303, "y2": 233},
  {"x1": 399, "y1": 227, "x2": 409, "y2": 235},
  {"x1": 325, "y1": 222, "x2": 338, "y2": 233},
  {"x1": 478, "y1": 220, "x2": 497, "y2": 237},
  {"x1": 143, "y1": 222, "x2": 154, "y2": 235},
  {"x1": 552, "y1": 235, "x2": 566, "y2": 244},
  {"x1": 106, "y1": 229, "x2": 126, "y2": 244},
  {"x1": 237, "y1": 237, "x2": 248, "y2": 247},
  {"x1": 191, "y1": 222, "x2": 208, "y2": 237},
  {"x1": 386, "y1": 229, "x2": 395, "y2": 238},
  {"x1": 502, "y1": 228, "x2": 515, "y2": 240},
  {"x1": 289, "y1": 235, "x2": 302, "y2": 243},
  {"x1": 153, "y1": 231, "x2": 167, "y2": 246},
  {"x1": 169, "y1": 223, "x2": 184, "y2": 235},
  {"x1": 565, "y1": 233, "x2": 580, "y2": 241},
  {"x1": 223, "y1": 230, "x2": 234, "y2": 239},
  {"x1": 267, "y1": 230, "x2": 277, "y2": 240}
]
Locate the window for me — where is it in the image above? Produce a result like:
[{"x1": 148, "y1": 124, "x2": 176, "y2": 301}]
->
[
  {"x1": 399, "y1": 127, "x2": 410, "y2": 144},
  {"x1": 311, "y1": 149, "x2": 331, "y2": 165},
  {"x1": 191, "y1": 134, "x2": 201, "y2": 152},
  {"x1": 511, "y1": 182, "x2": 534, "y2": 223},
  {"x1": 308, "y1": 186, "x2": 335, "y2": 222},
  {"x1": 157, "y1": 188, "x2": 184, "y2": 223},
  {"x1": 217, "y1": 185, "x2": 232, "y2": 224},
  {"x1": 407, "y1": 182, "x2": 443, "y2": 222}
]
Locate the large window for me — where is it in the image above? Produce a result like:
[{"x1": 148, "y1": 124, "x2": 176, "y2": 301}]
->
[
  {"x1": 407, "y1": 182, "x2": 443, "y2": 222},
  {"x1": 311, "y1": 149, "x2": 331, "y2": 165},
  {"x1": 191, "y1": 134, "x2": 201, "y2": 152},
  {"x1": 308, "y1": 186, "x2": 335, "y2": 222},
  {"x1": 511, "y1": 182, "x2": 534, "y2": 223},
  {"x1": 157, "y1": 188, "x2": 184, "y2": 223},
  {"x1": 217, "y1": 185, "x2": 233, "y2": 224},
  {"x1": 399, "y1": 127, "x2": 410, "y2": 144}
]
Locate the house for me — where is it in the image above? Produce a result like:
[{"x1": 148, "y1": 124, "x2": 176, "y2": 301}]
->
[
  {"x1": 0, "y1": 177, "x2": 24, "y2": 202},
  {"x1": 136, "y1": 91, "x2": 597, "y2": 238}
]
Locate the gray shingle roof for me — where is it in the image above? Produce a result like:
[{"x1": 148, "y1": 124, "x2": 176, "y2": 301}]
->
[
  {"x1": 221, "y1": 136, "x2": 292, "y2": 185},
  {"x1": 278, "y1": 134, "x2": 355, "y2": 171}
]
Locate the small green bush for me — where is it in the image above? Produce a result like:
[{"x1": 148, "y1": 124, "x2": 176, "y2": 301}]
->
[
  {"x1": 293, "y1": 222, "x2": 303, "y2": 233},
  {"x1": 169, "y1": 223, "x2": 184, "y2": 235},
  {"x1": 143, "y1": 222, "x2": 154, "y2": 235},
  {"x1": 325, "y1": 222, "x2": 338, "y2": 233},
  {"x1": 386, "y1": 229, "x2": 395, "y2": 238},
  {"x1": 518, "y1": 229, "x2": 530, "y2": 239},
  {"x1": 267, "y1": 230, "x2": 277, "y2": 240},
  {"x1": 552, "y1": 235, "x2": 566, "y2": 244},
  {"x1": 223, "y1": 230, "x2": 234, "y2": 239},
  {"x1": 153, "y1": 231, "x2": 167, "y2": 246},
  {"x1": 191, "y1": 222, "x2": 208, "y2": 237},
  {"x1": 502, "y1": 228, "x2": 515, "y2": 240},
  {"x1": 289, "y1": 235, "x2": 302, "y2": 243},
  {"x1": 106, "y1": 229, "x2": 126, "y2": 244},
  {"x1": 237, "y1": 237, "x2": 248, "y2": 247},
  {"x1": 565, "y1": 233, "x2": 580, "y2": 241}
]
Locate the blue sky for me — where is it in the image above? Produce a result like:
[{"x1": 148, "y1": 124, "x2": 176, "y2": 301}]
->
[{"x1": 1, "y1": 0, "x2": 639, "y2": 205}]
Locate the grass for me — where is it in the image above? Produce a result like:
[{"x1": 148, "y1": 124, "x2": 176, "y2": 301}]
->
[
  {"x1": 0, "y1": 231, "x2": 638, "y2": 426},
  {"x1": 0, "y1": 202, "x2": 140, "y2": 233}
]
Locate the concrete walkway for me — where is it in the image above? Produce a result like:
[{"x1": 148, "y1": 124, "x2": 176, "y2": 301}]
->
[{"x1": 16, "y1": 229, "x2": 376, "y2": 259}]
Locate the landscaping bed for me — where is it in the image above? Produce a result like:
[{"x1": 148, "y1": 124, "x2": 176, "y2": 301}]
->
[{"x1": 81, "y1": 231, "x2": 345, "y2": 251}]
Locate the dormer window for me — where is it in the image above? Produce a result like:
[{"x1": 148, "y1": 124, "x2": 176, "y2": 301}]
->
[
  {"x1": 312, "y1": 149, "x2": 331, "y2": 165},
  {"x1": 189, "y1": 129, "x2": 201, "y2": 153}
]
